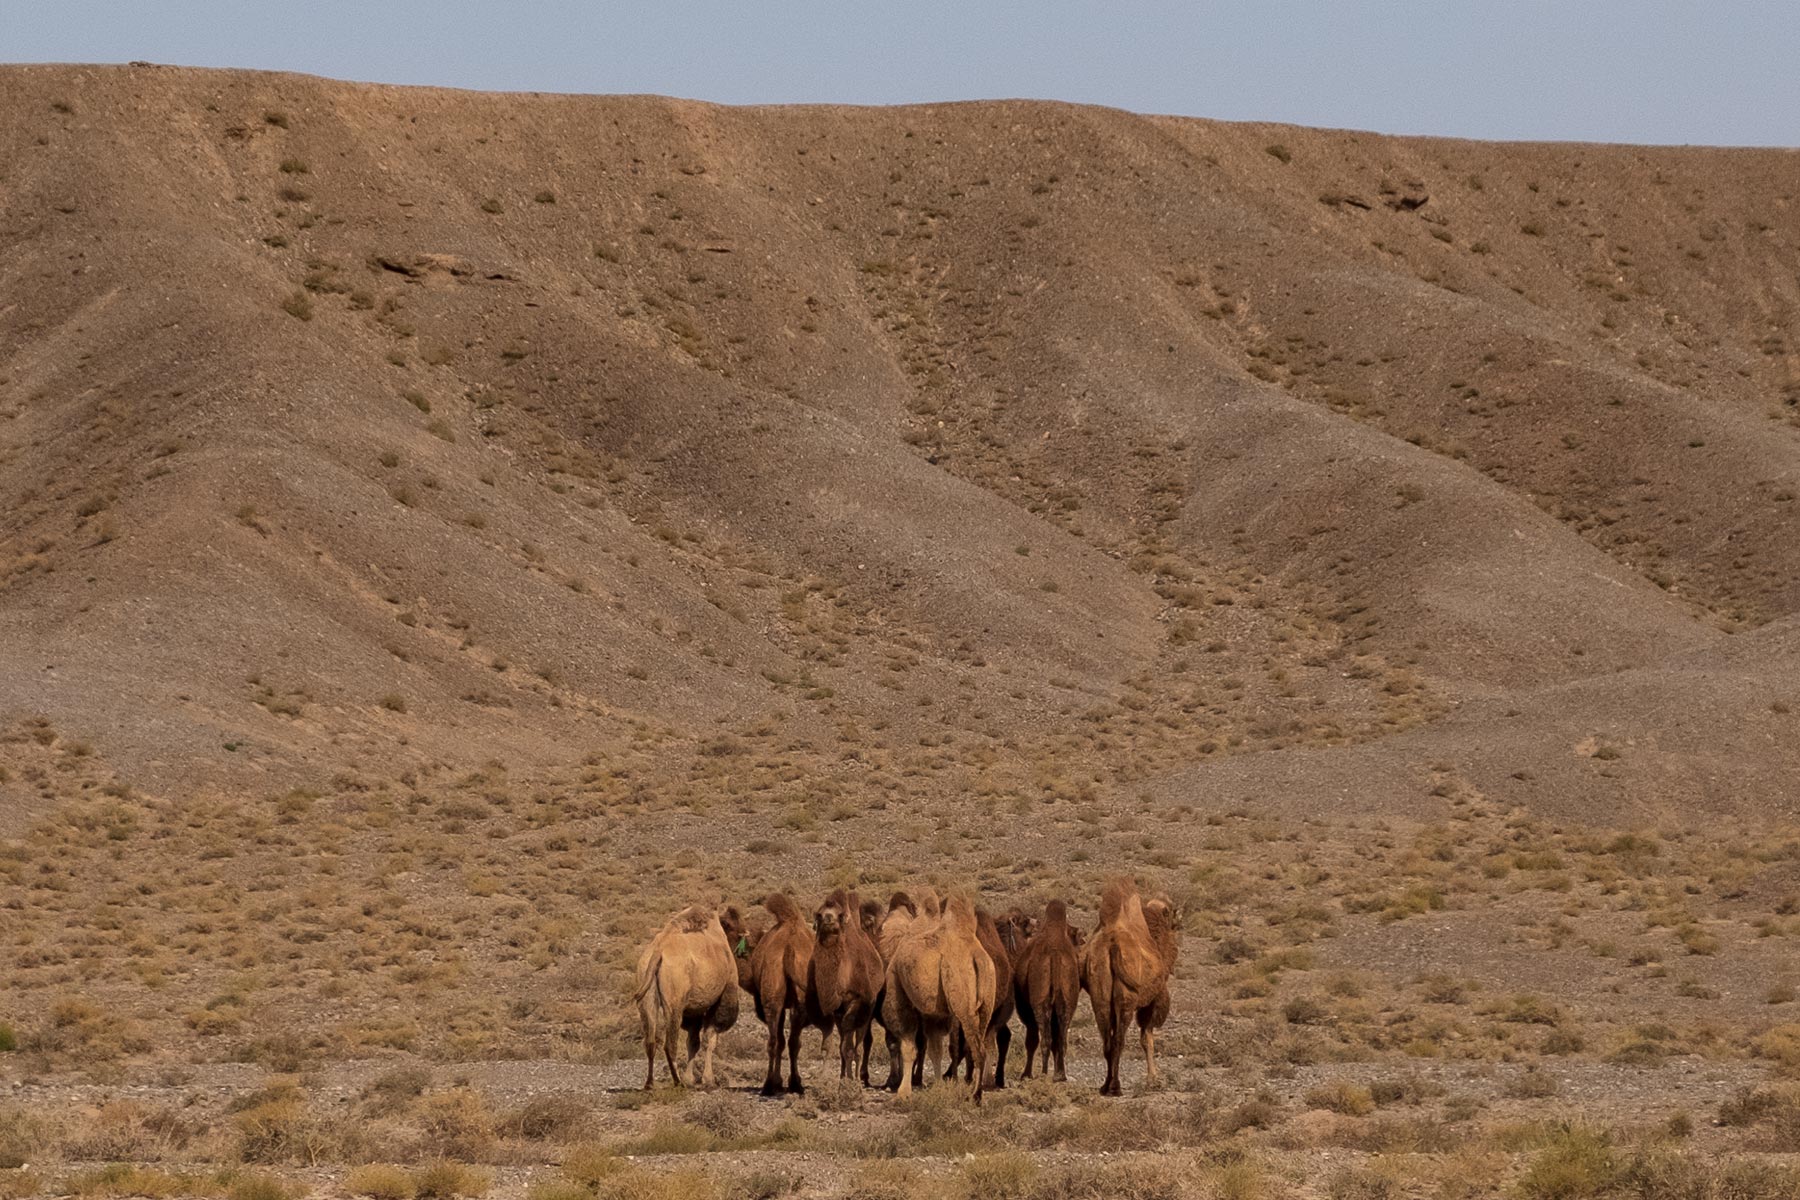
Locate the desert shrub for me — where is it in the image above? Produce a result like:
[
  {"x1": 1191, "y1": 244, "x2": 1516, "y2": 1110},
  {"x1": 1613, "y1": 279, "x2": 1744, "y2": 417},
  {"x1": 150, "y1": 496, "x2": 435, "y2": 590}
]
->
[
  {"x1": 362, "y1": 1068, "x2": 432, "y2": 1117},
  {"x1": 839, "y1": 1162, "x2": 923, "y2": 1200},
  {"x1": 501, "y1": 1096, "x2": 588, "y2": 1141},
  {"x1": 1306, "y1": 1079, "x2": 1375, "y2": 1116},
  {"x1": 347, "y1": 1166, "x2": 416, "y2": 1200},
  {"x1": 1326, "y1": 1167, "x2": 1399, "y2": 1200},
  {"x1": 957, "y1": 1153, "x2": 1038, "y2": 1200},
  {"x1": 0, "y1": 1104, "x2": 49, "y2": 1168},
  {"x1": 415, "y1": 1089, "x2": 496, "y2": 1161},
  {"x1": 281, "y1": 292, "x2": 313, "y2": 321},
  {"x1": 683, "y1": 1092, "x2": 754, "y2": 1140},
  {"x1": 412, "y1": 1162, "x2": 489, "y2": 1200},
  {"x1": 1514, "y1": 1125, "x2": 1615, "y2": 1198},
  {"x1": 592, "y1": 1167, "x2": 723, "y2": 1200},
  {"x1": 226, "y1": 1172, "x2": 304, "y2": 1200},
  {"x1": 0, "y1": 1023, "x2": 15, "y2": 1052},
  {"x1": 616, "y1": 1123, "x2": 715, "y2": 1155}
]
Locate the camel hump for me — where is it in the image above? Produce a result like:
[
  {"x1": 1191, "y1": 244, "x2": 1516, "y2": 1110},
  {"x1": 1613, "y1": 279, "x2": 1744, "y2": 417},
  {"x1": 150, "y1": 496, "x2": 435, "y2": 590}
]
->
[
  {"x1": 1044, "y1": 898, "x2": 1069, "y2": 926},
  {"x1": 945, "y1": 891, "x2": 978, "y2": 936},
  {"x1": 886, "y1": 891, "x2": 917, "y2": 918},
  {"x1": 1098, "y1": 878, "x2": 1143, "y2": 929},
  {"x1": 918, "y1": 889, "x2": 942, "y2": 918},
  {"x1": 675, "y1": 905, "x2": 714, "y2": 934},
  {"x1": 764, "y1": 892, "x2": 803, "y2": 926}
]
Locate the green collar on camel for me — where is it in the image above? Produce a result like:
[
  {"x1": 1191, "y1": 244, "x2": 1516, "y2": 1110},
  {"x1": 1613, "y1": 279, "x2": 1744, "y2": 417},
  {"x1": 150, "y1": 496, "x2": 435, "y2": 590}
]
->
[{"x1": 734, "y1": 936, "x2": 750, "y2": 958}]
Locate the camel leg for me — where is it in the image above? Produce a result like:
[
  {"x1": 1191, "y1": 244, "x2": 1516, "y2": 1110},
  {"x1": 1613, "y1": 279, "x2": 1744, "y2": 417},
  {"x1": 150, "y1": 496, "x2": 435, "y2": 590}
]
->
[
  {"x1": 663, "y1": 1013, "x2": 684, "y2": 1089},
  {"x1": 993, "y1": 1024, "x2": 1010, "y2": 1089},
  {"x1": 1051, "y1": 1005, "x2": 1068, "y2": 1083},
  {"x1": 785, "y1": 1011, "x2": 805, "y2": 1094},
  {"x1": 959, "y1": 1014, "x2": 988, "y2": 1105},
  {"x1": 925, "y1": 1026, "x2": 946, "y2": 1086},
  {"x1": 642, "y1": 1021, "x2": 658, "y2": 1091},
  {"x1": 761, "y1": 1003, "x2": 786, "y2": 1097},
  {"x1": 685, "y1": 1025, "x2": 701, "y2": 1086},
  {"x1": 699, "y1": 1025, "x2": 720, "y2": 1089},
  {"x1": 1096, "y1": 1006, "x2": 1121, "y2": 1097},
  {"x1": 859, "y1": 1017, "x2": 876, "y2": 1086},
  {"x1": 1020, "y1": 1007, "x2": 1039, "y2": 1081},
  {"x1": 896, "y1": 1022, "x2": 918, "y2": 1098},
  {"x1": 1141, "y1": 1021, "x2": 1158, "y2": 1087},
  {"x1": 883, "y1": 1026, "x2": 903, "y2": 1091}
]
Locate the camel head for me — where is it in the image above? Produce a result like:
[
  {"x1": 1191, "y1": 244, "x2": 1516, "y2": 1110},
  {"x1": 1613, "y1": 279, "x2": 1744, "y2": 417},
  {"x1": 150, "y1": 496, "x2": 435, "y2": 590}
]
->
[
  {"x1": 814, "y1": 889, "x2": 851, "y2": 940},
  {"x1": 720, "y1": 905, "x2": 759, "y2": 960},
  {"x1": 859, "y1": 897, "x2": 884, "y2": 938}
]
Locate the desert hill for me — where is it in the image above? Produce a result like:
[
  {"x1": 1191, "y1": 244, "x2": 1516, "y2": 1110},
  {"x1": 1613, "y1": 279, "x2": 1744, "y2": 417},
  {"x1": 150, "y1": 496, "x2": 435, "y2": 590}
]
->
[{"x1": 1, "y1": 64, "x2": 1797, "y2": 829}]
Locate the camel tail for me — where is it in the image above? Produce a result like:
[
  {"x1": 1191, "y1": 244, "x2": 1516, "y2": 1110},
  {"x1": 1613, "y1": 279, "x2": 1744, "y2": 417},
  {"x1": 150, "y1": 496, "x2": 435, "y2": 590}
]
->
[
  {"x1": 973, "y1": 944, "x2": 996, "y2": 1031},
  {"x1": 633, "y1": 947, "x2": 663, "y2": 1005}
]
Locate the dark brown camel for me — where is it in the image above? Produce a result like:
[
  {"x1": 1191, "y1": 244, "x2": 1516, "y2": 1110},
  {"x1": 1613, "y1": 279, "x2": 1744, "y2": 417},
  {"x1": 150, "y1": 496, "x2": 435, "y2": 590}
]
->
[
  {"x1": 805, "y1": 887, "x2": 884, "y2": 1084},
  {"x1": 1013, "y1": 898, "x2": 1081, "y2": 1082}
]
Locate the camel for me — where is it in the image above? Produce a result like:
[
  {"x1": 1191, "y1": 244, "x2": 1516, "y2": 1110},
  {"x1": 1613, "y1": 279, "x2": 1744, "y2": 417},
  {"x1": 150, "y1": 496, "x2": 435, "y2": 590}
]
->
[
  {"x1": 873, "y1": 889, "x2": 928, "y2": 1089},
  {"x1": 1081, "y1": 879, "x2": 1181, "y2": 1096},
  {"x1": 719, "y1": 905, "x2": 762, "y2": 992},
  {"x1": 744, "y1": 892, "x2": 815, "y2": 1095},
  {"x1": 806, "y1": 887, "x2": 885, "y2": 1084},
  {"x1": 633, "y1": 905, "x2": 740, "y2": 1090},
  {"x1": 945, "y1": 907, "x2": 1016, "y2": 1089},
  {"x1": 1014, "y1": 898, "x2": 1082, "y2": 1082},
  {"x1": 881, "y1": 890, "x2": 995, "y2": 1103}
]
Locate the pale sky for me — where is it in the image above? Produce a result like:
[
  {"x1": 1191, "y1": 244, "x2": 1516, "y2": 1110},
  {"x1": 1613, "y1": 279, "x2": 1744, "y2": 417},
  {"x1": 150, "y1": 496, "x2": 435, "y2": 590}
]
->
[{"x1": 5, "y1": 1, "x2": 1797, "y2": 146}]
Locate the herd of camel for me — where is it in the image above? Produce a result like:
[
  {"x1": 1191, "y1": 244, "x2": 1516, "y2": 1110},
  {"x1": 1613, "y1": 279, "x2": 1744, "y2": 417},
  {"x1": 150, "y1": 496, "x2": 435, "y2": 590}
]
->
[{"x1": 633, "y1": 878, "x2": 1180, "y2": 1103}]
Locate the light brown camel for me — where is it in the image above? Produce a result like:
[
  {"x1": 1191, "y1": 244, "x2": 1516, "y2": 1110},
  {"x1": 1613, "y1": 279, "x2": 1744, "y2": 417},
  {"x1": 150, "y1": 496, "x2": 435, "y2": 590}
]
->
[
  {"x1": 881, "y1": 890, "x2": 995, "y2": 1103},
  {"x1": 873, "y1": 889, "x2": 926, "y2": 1089},
  {"x1": 806, "y1": 887, "x2": 885, "y2": 1084},
  {"x1": 1014, "y1": 898, "x2": 1081, "y2": 1082},
  {"x1": 1081, "y1": 879, "x2": 1180, "y2": 1096},
  {"x1": 633, "y1": 905, "x2": 740, "y2": 1090},
  {"x1": 944, "y1": 907, "x2": 1015, "y2": 1088},
  {"x1": 745, "y1": 892, "x2": 814, "y2": 1095}
]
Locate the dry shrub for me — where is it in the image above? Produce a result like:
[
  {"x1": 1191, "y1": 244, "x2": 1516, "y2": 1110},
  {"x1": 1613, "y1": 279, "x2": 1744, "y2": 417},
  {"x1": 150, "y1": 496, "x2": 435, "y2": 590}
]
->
[
  {"x1": 957, "y1": 1153, "x2": 1037, "y2": 1200},
  {"x1": 234, "y1": 1091, "x2": 366, "y2": 1166},
  {"x1": 62, "y1": 1099, "x2": 200, "y2": 1161},
  {"x1": 1514, "y1": 1124, "x2": 1615, "y2": 1199},
  {"x1": 226, "y1": 1172, "x2": 305, "y2": 1200},
  {"x1": 415, "y1": 1089, "x2": 497, "y2": 1161},
  {"x1": 1031, "y1": 1103, "x2": 1166, "y2": 1151},
  {"x1": 558, "y1": 1145, "x2": 623, "y2": 1189},
  {"x1": 412, "y1": 1162, "x2": 490, "y2": 1199},
  {"x1": 1325, "y1": 1167, "x2": 1398, "y2": 1200},
  {"x1": 1305, "y1": 1079, "x2": 1375, "y2": 1117},
  {"x1": 500, "y1": 1096, "x2": 589, "y2": 1141},
  {"x1": 682, "y1": 1092, "x2": 754, "y2": 1140},
  {"x1": 840, "y1": 1162, "x2": 923, "y2": 1200},
  {"x1": 1022, "y1": 1158, "x2": 1196, "y2": 1200},
  {"x1": 346, "y1": 1165, "x2": 417, "y2": 1200},
  {"x1": 362, "y1": 1068, "x2": 433, "y2": 1117},
  {"x1": 592, "y1": 1167, "x2": 723, "y2": 1200},
  {"x1": 58, "y1": 1164, "x2": 205, "y2": 1198},
  {"x1": 0, "y1": 1105, "x2": 50, "y2": 1168},
  {"x1": 1612, "y1": 1151, "x2": 1800, "y2": 1199}
]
